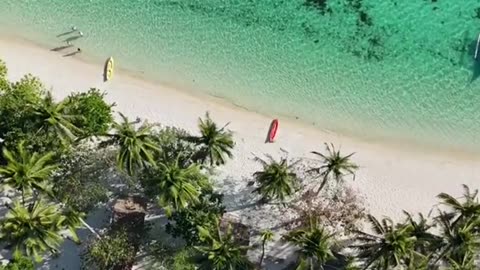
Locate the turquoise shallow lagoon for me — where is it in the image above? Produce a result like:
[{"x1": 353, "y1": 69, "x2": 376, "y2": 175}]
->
[{"x1": 1, "y1": 0, "x2": 480, "y2": 152}]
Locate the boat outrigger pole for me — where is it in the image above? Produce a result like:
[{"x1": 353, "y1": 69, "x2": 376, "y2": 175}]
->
[{"x1": 475, "y1": 33, "x2": 480, "y2": 60}]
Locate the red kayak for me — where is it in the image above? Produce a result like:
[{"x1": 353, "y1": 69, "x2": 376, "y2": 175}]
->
[{"x1": 267, "y1": 119, "x2": 279, "y2": 143}]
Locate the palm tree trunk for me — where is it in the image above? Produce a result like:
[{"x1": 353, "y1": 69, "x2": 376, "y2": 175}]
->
[
  {"x1": 259, "y1": 240, "x2": 266, "y2": 266},
  {"x1": 21, "y1": 189, "x2": 25, "y2": 207},
  {"x1": 80, "y1": 217, "x2": 101, "y2": 239},
  {"x1": 315, "y1": 176, "x2": 329, "y2": 196},
  {"x1": 57, "y1": 202, "x2": 101, "y2": 239}
]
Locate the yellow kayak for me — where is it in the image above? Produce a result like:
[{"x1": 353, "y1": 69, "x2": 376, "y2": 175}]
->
[{"x1": 104, "y1": 57, "x2": 114, "y2": 81}]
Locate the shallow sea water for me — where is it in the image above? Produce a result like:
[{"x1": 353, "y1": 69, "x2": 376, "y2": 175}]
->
[{"x1": 1, "y1": 0, "x2": 480, "y2": 152}]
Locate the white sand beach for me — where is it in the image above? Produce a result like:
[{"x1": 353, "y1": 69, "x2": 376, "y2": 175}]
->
[{"x1": 1, "y1": 34, "x2": 480, "y2": 268}]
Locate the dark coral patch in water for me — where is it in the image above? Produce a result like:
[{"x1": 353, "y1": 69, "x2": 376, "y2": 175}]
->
[{"x1": 304, "y1": 0, "x2": 332, "y2": 15}]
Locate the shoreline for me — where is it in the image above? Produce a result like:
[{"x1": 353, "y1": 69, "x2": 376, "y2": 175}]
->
[
  {"x1": 2, "y1": 32, "x2": 480, "y2": 160},
  {"x1": 1, "y1": 34, "x2": 480, "y2": 222}
]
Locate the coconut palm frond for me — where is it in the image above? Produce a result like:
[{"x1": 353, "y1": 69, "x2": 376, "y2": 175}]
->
[
  {"x1": 309, "y1": 143, "x2": 358, "y2": 195},
  {"x1": 188, "y1": 112, "x2": 235, "y2": 167},
  {"x1": 251, "y1": 155, "x2": 300, "y2": 203}
]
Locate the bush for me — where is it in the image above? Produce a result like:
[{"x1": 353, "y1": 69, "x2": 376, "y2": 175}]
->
[
  {"x1": 165, "y1": 191, "x2": 225, "y2": 246},
  {"x1": 0, "y1": 254, "x2": 34, "y2": 270},
  {"x1": 53, "y1": 144, "x2": 113, "y2": 213},
  {"x1": 83, "y1": 229, "x2": 136, "y2": 270},
  {"x1": 65, "y1": 88, "x2": 114, "y2": 136},
  {"x1": 172, "y1": 248, "x2": 196, "y2": 270},
  {"x1": 0, "y1": 75, "x2": 44, "y2": 149},
  {"x1": 152, "y1": 126, "x2": 197, "y2": 166},
  {"x1": 0, "y1": 59, "x2": 7, "y2": 90}
]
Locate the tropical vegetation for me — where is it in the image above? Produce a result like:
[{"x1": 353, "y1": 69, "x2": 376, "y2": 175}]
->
[
  {"x1": 0, "y1": 59, "x2": 479, "y2": 270},
  {"x1": 250, "y1": 155, "x2": 300, "y2": 203}
]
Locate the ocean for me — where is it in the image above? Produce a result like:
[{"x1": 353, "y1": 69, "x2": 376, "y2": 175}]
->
[{"x1": 1, "y1": 0, "x2": 480, "y2": 152}]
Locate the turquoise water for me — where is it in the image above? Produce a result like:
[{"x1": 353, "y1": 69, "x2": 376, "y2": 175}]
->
[{"x1": 1, "y1": 0, "x2": 480, "y2": 152}]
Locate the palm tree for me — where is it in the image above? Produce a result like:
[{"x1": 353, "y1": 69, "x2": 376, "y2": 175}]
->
[
  {"x1": 0, "y1": 142, "x2": 57, "y2": 204},
  {"x1": 61, "y1": 207, "x2": 85, "y2": 244},
  {"x1": 309, "y1": 143, "x2": 358, "y2": 195},
  {"x1": 434, "y1": 211, "x2": 480, "y2": 267},
  {"x1": 351, "y1": 214, "x2": 417, "y2": 270},
  {"x1": 403, "y1": 252, "x2": 431, "y2": 270},
  {"x1": 0, "y1": 200, "x2": 81, "y2": 262},
  {"x1": 437, "y1": 185, "x2": 480, "y2": 227},
  {"x1": 403, "y1": 211, "x2": 441, "y2": 255},
  {"x1": 140, "y1": 155, "x2": 210, "y2": 215},
  {"x1": 194, "y1": 221, "x2": 254, "y2": 270},
  {"x1": 33, "y1": 91, "x2": 83, "y2": 144},
  {"x1": 259, "y1": 230, "x2": 274, "y2": 267},
  {"x1": 187, "y1": 112, "x2": 234, "y2": 167},
  {"x1": 446, "y1": 253, "x2": 476, "y2": 270},
  {"x1": 100, "y1": 113, "x2": 159, "y2": 176},
  {"x1": 250, "y1": 155, "x2": 299, "y2": 203},
  {"x1": 1, "y1": 253, "x2": 35, "y2": 270},
  {"x1": 283, "y1": 217, "x2": 336, "y2": 270}
]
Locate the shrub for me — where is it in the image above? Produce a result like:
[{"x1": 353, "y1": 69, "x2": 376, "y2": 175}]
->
[
  {"x1": 165, "y1": 191, "x2": 225, "y2": 246},
  {"x1": 83, "y1": 229, "x2": 136, "y2": 270},
  {"x1": 53, "y1": 144, "x2": 112, "y2": 213},
  {"x1": 152, "y1": 126, "x2": 197, "y2": 166},
  {"x1": 0, "y1": 75, "x2": 44, "y2": 150},
  {"x1": 65, "y1": 88, "x2": 114, "y2": 136},
  {"x1": 0, "y1": 254, "x2": 34, "y2": 270}
]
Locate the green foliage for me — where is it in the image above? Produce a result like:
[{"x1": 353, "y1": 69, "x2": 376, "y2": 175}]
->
[
  {"x1": 436, "y1": 212, "x2": 480, "y2": 268},
  {"x1": 65, "y1": 88, "x2": 114, "y2": 137},
  {"x1": 250, "y1": 155, "x2": 300, "y2": 203},
  {"x1": 259, "y1": 230, "x2": 274, "y2": 266},
  {"x1": 33, "y1": 91, "x2": 83, "y2": 145},
  {"x1": 435, "y1": 185, "x2": 480, "y2": 267},
  {"x1": 172, "y1": 248, "x2": 197, "y2": 270},
  {"x1": 402, "y1": 211, "x2": 440, "y2": 255},
  {"x1": 0, "y1": 254, "x2": 34, "y2": 270},
  {"x1": 0, "y1": 59, "x2": 8, "y2": 90},
  {"x1": 0, "y1": 77, "x2": 84, "y2": 154},
  {"x1": 166, "y1": 191, "x2": 225, "y2": 245},
  {"x1": 186, "y1": 112, "x2": 234, "y2": 167},
  {"x1": 100, "y1": 113, "x2": 159, "y2": 176},
  {"x1": 0, "y1": 142, "x2": 58, "y2": 203},
  {"x1": 352, "y1": 215, "x2": 418, "y2": 269},
  {"x1": 53, "y1": 145, "x2": 111, "y2": 212},
  {"x1": 0, "y1": 59, "x2": 6, "y2": 78},
  {"x1": 193, "y1": 222, "x2": 254, "y2": 270},
  {"x1": 0, "y1": 74, "x2": 44, "y2": 150},
  {"x1": 348, "y1": 186, "x2": 480, "y2": 270},
  {"x1": 309, "y1": 143, "x2": 359, "y2": 194},
  {"x1": 83, "y1": 229, "x2": 136, "y2": 270},
  {"x1": 437, "y1": 184, "x2": 480, "y2": 227},
  {"x1": 153, "y1": 126, "x2": 197, "y2": 166},
  {"x1": 140, "y1": 155, "x2": 210, "y2": 215},
  {"x1": 283, "y1": 218, "x2": 335, "y2": 270},
  {"x1": 54, "y1": 175, "x2": 108, "y2": 213},
  {"x1": 0, "y1": 200, "x2": 81, "y2": 262}
]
